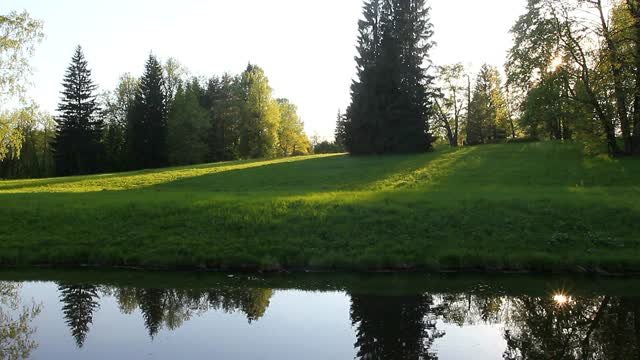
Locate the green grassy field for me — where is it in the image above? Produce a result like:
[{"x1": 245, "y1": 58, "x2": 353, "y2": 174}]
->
[{"x1": 1, "y1": 141, "x2": 639, "y2": 273}]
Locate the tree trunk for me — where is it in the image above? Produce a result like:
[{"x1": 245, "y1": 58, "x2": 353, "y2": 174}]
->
[{"x1": 597, "y1": 0, "x2": 632, "y2": 154}]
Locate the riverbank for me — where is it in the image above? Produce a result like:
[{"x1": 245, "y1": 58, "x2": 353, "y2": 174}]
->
[{"x1": 1, "y1": 141, "x2": 639, "y2": 273}]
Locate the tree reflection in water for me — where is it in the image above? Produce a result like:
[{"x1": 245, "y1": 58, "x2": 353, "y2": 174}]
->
[
  {"x1": 5, "y1": 279, "x2": 640, "y2": 359},
  {"x1": 0, "y1": 282, "x2": 41, "y2": 360},
  {"x1": 98, "y1": 286, "x2": 274, "y2": 339},
  {"x1": 503, "y1": 295, "x2": 640, "y2": 360}
]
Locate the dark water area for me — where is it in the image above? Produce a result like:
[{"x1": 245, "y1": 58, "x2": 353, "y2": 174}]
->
[{"x1": 1, "y1": 271, "x2": 640, "y2": 359}]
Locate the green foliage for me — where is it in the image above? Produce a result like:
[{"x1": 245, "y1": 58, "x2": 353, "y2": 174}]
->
[
  {"x1": 128, "y1": 54, "x2": 168, "y2": 169},
  {"x1": 0, "y1": 105, "x2": 54, "y2": 178},
  {"x1": 0, "y1": 142, "x2": 639, "y2": 272},
  {"x1": 204, "y1": 74, "x2": 242, "y2": 162},
  {"x1": 345, "y1": 0, "x2": 435, "y2": 154},
  {"x1": 239, "y1": 64, "x2": 280, "y2": 159},
  {"x1": 520, "y1": 70, "x2": 585, "y2": 140},
  {"x1": 100, "y1": 74, "x2": 138, "y2": 172},
  {"x1": 434, "y1": 63, "x2": 468, "y2": 146},
  {"x1": 276, "y1": 99, "x2": 310, "y2": 156},
  {"x1": 466, "y1": 64, "x2": 509, "y2": 145},
  {"x1": 507, "y1": 0, "x2": 640, "y2": 156},
  {"x1": 168, "y1": 79, "x2": 209, "y2": 165},
  {"x1": 314, "y1": 140, "x2": 344, "y2": 154},
  {"x1": 52, "y1": 46, "x2": 103, "y2": 176},
  {"x1": 0, "y1": 11, "x2": 44, "y2": 102}
]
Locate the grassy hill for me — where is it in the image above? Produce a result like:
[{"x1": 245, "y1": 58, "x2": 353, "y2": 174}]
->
[{"x1": 1, "y1": 141, "x2": 639, "y2": 273}]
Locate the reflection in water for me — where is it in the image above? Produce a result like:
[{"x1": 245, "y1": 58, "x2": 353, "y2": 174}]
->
[
  {"x1": 350, "y1": 293, "x2": 444, "y2": 359},
  {"x1": 2, "y1": 277, "x2": 640, "y2": 359},
  {"x1": 503, "y1": 295, "x2": 640, "y2": 359},
  {"x1": 102, "y1": 286, "x2": 273, "y2": 338},
  {"x1": 58, "y1": 284, "x2": 100, "y2": 347},
  {"x1": 0, "y1": 282, "x2": 41, "y2": 360}
]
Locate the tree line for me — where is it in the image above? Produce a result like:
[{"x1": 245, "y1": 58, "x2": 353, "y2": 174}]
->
[
  {"x1": 5, "y1": 1, "x2": 640, "y2": 180},
  {"x1": 54, "y1": 47, "x2": 311, "y2": 176},
  {"x1": 0, "y1": 43, "x2": 310, "y2": 178},
  {"x1": 338, "y1": 0, "x2": 640, "y2": 156}
]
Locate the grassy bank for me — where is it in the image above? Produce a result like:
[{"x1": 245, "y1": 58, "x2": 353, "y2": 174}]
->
[{"x1": 1, "y1": 141, "x2": 639, "y2": 273}]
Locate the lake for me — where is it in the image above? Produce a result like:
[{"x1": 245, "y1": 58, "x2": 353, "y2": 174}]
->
[{"x1": 0, "y1": 271, "x2": 638, "y2": 359}]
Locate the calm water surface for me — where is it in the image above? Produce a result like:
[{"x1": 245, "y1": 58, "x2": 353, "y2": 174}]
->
[{"x1": 0, "y1": 272, "x2": 639, "y2": 359}]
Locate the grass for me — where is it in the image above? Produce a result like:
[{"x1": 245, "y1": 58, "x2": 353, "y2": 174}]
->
[{"x1": 1, "y1": 141, "x2": 639, "y2": 273}]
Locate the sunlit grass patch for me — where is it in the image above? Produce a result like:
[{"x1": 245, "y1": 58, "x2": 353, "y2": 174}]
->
[{"x1": 1, "y1": 141, "x2": 639, "y2": 272}]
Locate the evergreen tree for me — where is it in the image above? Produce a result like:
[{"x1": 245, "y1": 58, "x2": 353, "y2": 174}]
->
[
  {"x1": 345, "y1": 0, "x2": 435, "y2": 154},
  {"x1": 204, "y1": 74, "x2": 242, "y2": 162},
  {"x1": 58, "y1": 284, "x2": 100, "y2": 348},
  {"x1": 128, "y1": 54, "x2": 168, "y2": 169},
  {"x1": 167, "y1": 78, "x2": 209, "y2": 165},
  {"x1": 334, "y1": 110, "x2": 350, "y2": 150},
  {"x1": 466, "y1": 64, "x2": 509, "y2": 145},
  {"x1": 101, "y1": 73, "x2": 138, "y2": 172},
  {"x1": 52, "y1": 46, "x2": 103, "y2": 175}
]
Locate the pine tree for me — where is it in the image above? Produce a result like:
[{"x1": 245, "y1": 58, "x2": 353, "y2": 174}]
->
[
  {"x1": 345, "y1": 0, "x2": 435, "y2": 154},
  {"x1": 204, "y1": 74, "x2": 242, "y2": 162},
  {"x1": 128, "y1": 54, "x2": 168, "y2": 169},
  {"x1": 167, "y1": 78, "x2": 209, "y2": 165},
  {"x1": 58, "y1": 284, "x2": 100, "y2": 348},
  {"x1": 52, "y1": 46, "x2": 103, "y2": 175},
  {"x1": 466, "y1": 64, "x2": 509, "y2": 145}
]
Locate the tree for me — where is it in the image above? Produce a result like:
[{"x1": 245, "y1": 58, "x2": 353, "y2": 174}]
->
[
  {"x1": 345, "y1": 0, "x2": 435, "y2": 154},
  {"x1": 204, "y1": 74, "x2": 242, "y2": 162},
  {"x1": 128, "y1": 54, "x2": 168, "y2": 169},
  {"x1": 276, "y1": 99, "x2": 310, "y2": 156},
  {"x1": 507, "y1": 0, "x2": 640, "y2": 155},
  {"x1": 434, "y1": 63, "x2": 467, "y2": 146},
  {"x1": 52, "y1": 46, "x2": 103, "y2": 176},
  {"x1": 0, "y1": 11, "x2": 44, "y2": 103},
  {"x1": 334, "y1": 110, "x2": 350, "y2": 150},
  {"x1": 100, "y1": 73, "x2": 138, "y2": 172},
  {"x1": 167, "y1": 78, "x2": 209, "y2": 165},
  {"x1": 0, "y1": 105, "x2": 55, "y2": 179},
  {"x1": 238, "y1": 64, "x2": 280, "y2": 159},
  {"x1": 163, "y1": 57, "x2": 188, "y2": 112},
  {"x1": 520, "y1": 69, "x2": 582, "y2": 140},
  {"x1": 466, "y1": 64, "x2": 509, "y2": 145},
  {"x1": 58, "y1": 284, "x2": 100, "y2": 348}
]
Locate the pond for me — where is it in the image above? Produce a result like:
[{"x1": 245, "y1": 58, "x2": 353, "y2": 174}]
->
[{"x1": 0, "y1": 271, "x2": 639, "y2": 359}]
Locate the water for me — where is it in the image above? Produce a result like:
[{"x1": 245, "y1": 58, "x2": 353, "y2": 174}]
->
[{"x1": 0, "y1": 271, "x2": 639, "y2": 359}]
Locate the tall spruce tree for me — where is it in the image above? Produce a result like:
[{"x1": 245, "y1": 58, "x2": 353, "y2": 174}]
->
[
  {"x1": 345, "y1": 0, "x2": 435, "y2": 154},
  {"x1": 466, "y1": 64, "x2": 509, "y2": 145},
  {"x1": 128, "y1": 54, "x2": 168, "y2": 169},
  {"x1": 52, "y1": 46, "x2": 103, "y2": 175}
]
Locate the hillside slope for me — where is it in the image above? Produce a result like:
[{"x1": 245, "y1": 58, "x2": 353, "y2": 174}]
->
[{"x1": 1, "y1": 142, "x2": 639, "y2": 272}]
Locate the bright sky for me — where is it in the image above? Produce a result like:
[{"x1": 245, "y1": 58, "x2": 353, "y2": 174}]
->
[{"x1": 2, "y1": 0, "x2": 525, "y2": 140}]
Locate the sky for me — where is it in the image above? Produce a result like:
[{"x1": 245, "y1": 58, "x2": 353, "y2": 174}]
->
[{"x1": 2, "y1": 0, "x2": 526, "y2": 140}]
